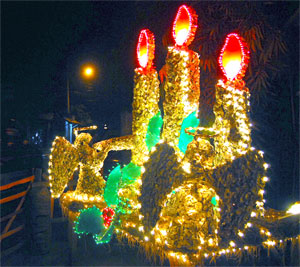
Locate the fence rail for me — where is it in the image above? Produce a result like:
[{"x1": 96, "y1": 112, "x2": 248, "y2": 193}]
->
[{"x1": 0, "y1": 173, "x2": 34, "y2": 257}]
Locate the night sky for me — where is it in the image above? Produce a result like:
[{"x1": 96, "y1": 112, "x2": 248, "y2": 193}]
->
[
  {"x1": 2, "y1": 1, "x2": 184, "y2": 130},
  {"x1": 2, "y1": 1, "x2": 299, "y2": 210}
]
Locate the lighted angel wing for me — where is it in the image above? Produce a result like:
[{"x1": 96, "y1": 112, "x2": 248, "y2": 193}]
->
[{"x1": 48, "y1": 137, "x2": 79, "y2": 198}]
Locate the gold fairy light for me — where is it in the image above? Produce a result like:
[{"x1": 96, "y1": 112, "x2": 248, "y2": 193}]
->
[
  {"x1": 46, "y1": 5, "x2": 288, "y2": 266},
  {"x1": 213, "y1": 80, "x2": 251, "y2": 166},
  {"x1": 161, "y1": 47, "x2": 200, "y2": 147}
]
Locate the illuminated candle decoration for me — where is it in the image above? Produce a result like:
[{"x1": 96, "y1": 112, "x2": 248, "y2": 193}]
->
[
  {"x1": 117, "y1": 27, "x2": 160, "y2": 235},
  {"x1": 137, "y1": 29, "x2": 155, "y2": 71},
  {"x1": 47, "y1": 5, "x2": 292, "y2": 266},
  {"x1": 213, "y1": 33, "x2": 251, "y2": 164},
  {"x1": 162, "y1": 4, "x2": 199, "y2": 147},
  {"x1": 219, "y1": 33, "x2": 249, "y2": 81},
  {"x1": 173, "y1": 5, "x2": 198, "y2": 47},
  {"x1": 132, "y1": 29, "x2": 160, "y2": 166}
]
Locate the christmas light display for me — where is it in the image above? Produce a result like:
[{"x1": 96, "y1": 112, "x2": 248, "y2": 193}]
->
[
  {"x1": 137, "y1": 29, "x2": 155, "y2": 70},
  {"x1": 173, "y1": 5, "x2": 198, "y2": 48},
  {"x1": 219, "y1": 33, "x2": 249, "y2": 82},
  {"x1": 162, "y1": 5, "x2": 200, "y2": 149},
  {"x1": 48, "y1": 4, "x2": 299, "y2": 266},
  {"x1": 287, "y1": 202, "x2": 300, "y2": 215},
  {"x1": 74, "y1": 206, "x2": 104, "y2": 236},
  {"x1": 132, "y1": 29, "x2": 160, "y2": 166},
  {"x1": 102, "y1": 207, "x2": 115, "y2": 228}
]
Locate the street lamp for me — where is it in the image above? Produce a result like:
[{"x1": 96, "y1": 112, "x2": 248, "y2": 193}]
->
[
  {"x1": 66, "y1": 63, "x2": 98, "y2": 142},
  {"x1": 67, "y1": 64, "x2": 98, "y2": 114},
  {"x1": 83, "y1": 66, "x2": 94, "y2": 78},
  {"x1": 81, "y1": 64, "x2": 97, "y2": 80}
]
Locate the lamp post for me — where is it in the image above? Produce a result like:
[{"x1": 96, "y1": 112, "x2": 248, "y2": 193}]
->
[
  {"x1": 65, "y1": 63, "x2": 97, "y2": 142},
  {"x1": 67, "y1": 64, "x2": 97, "y2": 113},
  {"x1": 67, "y1": 78, "x2": 71, "y2": 114},
  {"x1": 80, "y1": 64, "x2": 98, "y2": 92}
]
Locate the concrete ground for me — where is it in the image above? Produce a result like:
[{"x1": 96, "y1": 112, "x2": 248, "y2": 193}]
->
[{"x1": 1, "y1": 218, "x2": 157, "y2": 266}]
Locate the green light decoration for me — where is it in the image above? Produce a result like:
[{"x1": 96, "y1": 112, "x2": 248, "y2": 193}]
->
[
  {"x1": 116, "y1": 198, "x2": 133, "y2": 215},
  {"x1": 94, "y1": 222, "x2": 115, "y2": 244},
  {"x1": 121, "y1": 162, "x2": 141, "y2": 185},
  {"x1": 145, "y1": 112, "x2": 163, "y2": 151},
  {"x1": 104, "y1": 162, "x2": 141, "y2": 209},
  {"x1": 104, "y1": 165, "x2": 122, "y2": 207},
  {"x1": 74, "y1": 206, "x2": 104, "y2": 236},
  {"x1": 211, "y1": 195, "x2": 218, "y2": 207},
  {"x1": 178, "y1": 111, "x2": 199, "y2": 154}
]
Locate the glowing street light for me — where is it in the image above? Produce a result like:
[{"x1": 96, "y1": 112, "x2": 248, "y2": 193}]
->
[
  {"x1": 65, "y1": 62, "x2": 98, "y2": 143},
  {"x1": 84, "y1": 67, "x2": 94, "y2": 77},
  {"x1": 81, "y1": 64, "x2": 97, "y2": 80},
  {"x1": 67, "y1": 63, "x2": 98, "y2": 113}
]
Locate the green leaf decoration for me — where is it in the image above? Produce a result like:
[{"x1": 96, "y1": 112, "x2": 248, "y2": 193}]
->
[
  {"x1": 104, "y1": 165, "x2": 122, "y2": 207},
  {"x1": 94, "y1": 223, "x2": 115, "y2": 244},
  {"x1": 74, "y1": 206, "x2": 104, "y2": 235},
  {"x1": 145, "y1": 112, "x2": 163, "y2": 151},
  {"x1": 121, "y1": 162, "x2": 141, "y2": 185},
  {"x1": 178, "y1": 111, "x2": 200, "y2": 154}
]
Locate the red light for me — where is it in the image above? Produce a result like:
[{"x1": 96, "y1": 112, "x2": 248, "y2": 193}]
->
[
  {"x1": 172, "y1": 5, "x2": 197, "y2": 48},
  {"x1": 219, "y1": 33, "x2": 249, "y2": 81},
  {"x1": 102, "y1": 207, "x2": 115, "y2": 228},
  {"x1": 137, "y1": 29, "x2": 155, "y2": 71}
]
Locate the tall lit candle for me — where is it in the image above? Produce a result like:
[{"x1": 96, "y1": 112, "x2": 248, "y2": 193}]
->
[
  {"x1": 132, "y1": 29, "x2": 160, "y2": 166},
  {"x1": 161, "y1": 5, "x2": 200, "y2": 147},
  {"x1": 213, "y1": 33, "x2": 251, "y2": 165}
]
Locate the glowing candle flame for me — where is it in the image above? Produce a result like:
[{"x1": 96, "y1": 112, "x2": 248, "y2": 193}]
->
[
  {"x1": 138, "y1": 32, "x2": 148, "y2": 68},
  {"x1": 137, "y1": 29, "x2": 155, "y2": 71},
  {"x1": 174, "y1": 8, "x2": 190, "y2": 46},
  {"x1": 219, "y1": 33, "x2": 249, "y2": 81},
  {"x1": 173, "y1": 5, "x2": 197, "y2": 47},
  {"x1": 222, "y1": 35, "x2": 242, "y2": 79}
]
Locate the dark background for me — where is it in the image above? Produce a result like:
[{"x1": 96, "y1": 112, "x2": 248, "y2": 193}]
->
[{"x1": 1, "y1": 1, "x2": 299, "y2": 210}]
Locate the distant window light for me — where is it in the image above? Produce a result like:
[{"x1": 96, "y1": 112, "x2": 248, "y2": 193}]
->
[{"x1": 31, "y1": 131, "x2": 42, "y2": 145}]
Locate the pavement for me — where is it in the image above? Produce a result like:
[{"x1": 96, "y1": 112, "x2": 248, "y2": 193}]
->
[
  {"x1": 2, "y1": 218, "x2": 298, "y2": 266},
  {"x1": 1, "y1": 218, "x2": 157, "y2": 266}
]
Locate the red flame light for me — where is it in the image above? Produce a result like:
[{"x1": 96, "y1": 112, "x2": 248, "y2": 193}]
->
[
  {"x1": 219, "y1": 33, "x2": 249, "y2": 81},
  {"x1": 173, "y1": 5, "x2": 197, "y2": 48},
  {"x1": 137, "y1": 29, "x2": 155, "y2": 71}
]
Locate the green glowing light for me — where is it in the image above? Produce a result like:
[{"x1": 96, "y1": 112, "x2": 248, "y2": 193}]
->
[
  {"x1": 94, "y1": 222, "x2": 115, "y2": 244},
  {"x1": 121, "y1": 162, "x2": 141, "y2": 185},
  {"x1": 104, "y1": 165, "x2": 122, "y2": 207},
  {"x1": 211, "y1": 196, "x2": 218, "y2": 207},
  {"x1": 178, "y1": 111, "x2": 199, "y2": 154},
  {"x1": 74, "y1": 206, "x2": 104, "y2": 235},
  {"x1": 145, "y1": 112, "x2": 163, "y2": 151}
]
